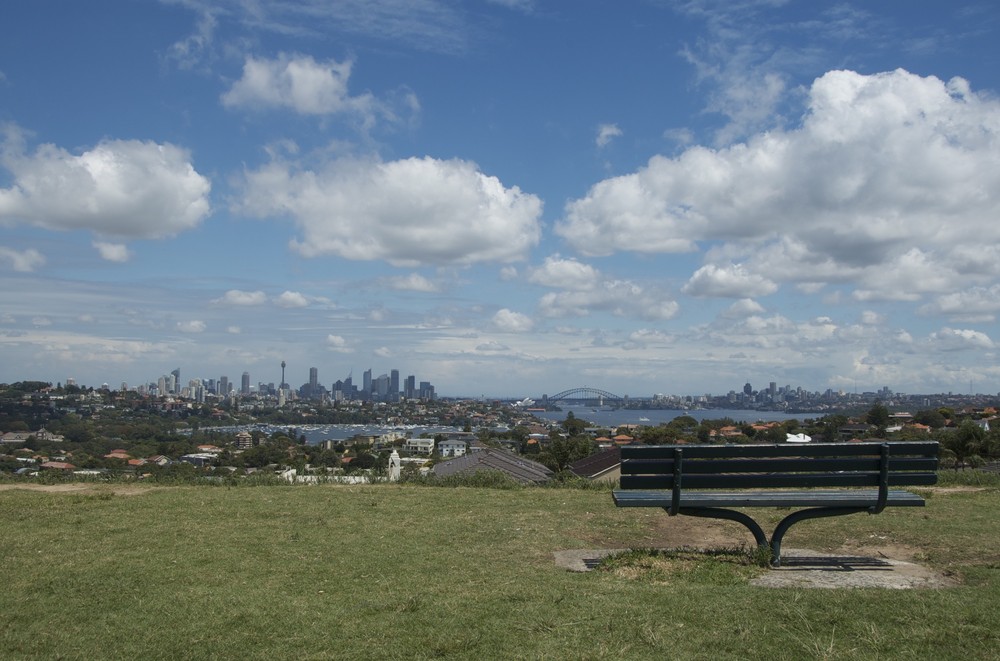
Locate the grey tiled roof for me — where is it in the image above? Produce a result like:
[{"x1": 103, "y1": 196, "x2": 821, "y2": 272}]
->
[
  {"x1": 433, "y1": 448, "x2": 553, "y2": 483},
  {"x1": 568, "y1": 447, "x2": 621, "y2": 479}
]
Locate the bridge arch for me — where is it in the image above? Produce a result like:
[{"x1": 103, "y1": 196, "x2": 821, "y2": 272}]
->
[{"x1": 546, "y1": 387, "x2": 624, "y2": 403}]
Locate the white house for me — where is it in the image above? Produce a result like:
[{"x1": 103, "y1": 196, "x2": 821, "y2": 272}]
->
[
  {"x1": 402, "y1": 437, "x2": 435, "y2": 455},
  {"x1": 437, "y1": 438, "x2": 468, "y2": 457}
]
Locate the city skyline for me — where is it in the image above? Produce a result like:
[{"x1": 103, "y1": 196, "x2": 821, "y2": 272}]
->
[
  {"x1": 50, "y1": 363, "x2": 992, "y2": 404},
  {"x1": 2, "y1": 2, "x2": 1000, "y2": 397}
]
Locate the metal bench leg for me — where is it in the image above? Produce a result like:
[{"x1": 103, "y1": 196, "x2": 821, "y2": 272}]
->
[
  {"x1": 771, "y1": 507, "x2": 868, "y2": 567},
  {"x1": 673, "y1": 507, "x2": 769, "y2": 554}
]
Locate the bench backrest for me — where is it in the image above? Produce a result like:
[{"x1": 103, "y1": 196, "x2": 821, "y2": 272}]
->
[{"x1": 619, "y1": 441, "x2": 939, "y2": 491}]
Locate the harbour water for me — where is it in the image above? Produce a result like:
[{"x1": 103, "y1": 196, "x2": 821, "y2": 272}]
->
[
  {"x1": 529, "y1": 406, "x2": 807, "y2": 428},
  {"x1": 199, "y1": 408, "x2": 806, "y2": 446}
]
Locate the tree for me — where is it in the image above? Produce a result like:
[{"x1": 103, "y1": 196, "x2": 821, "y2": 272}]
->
[
  {"x1": 866, "y1": 402, "x2": 890, "y2": 432},
  {"x1": 669, "y1": 416, "x2": 699, "y2": 432},
  {"x1": 818, "y1": 414, "x2": 848, "y2": 442},
  {"x1": 561, "y1": 411, "x2": 588, "y2": 436},
  {"x1": 539, "y1": 435, "x2": 594, "y2": 472},
  {"x1": 639, "y1": 425, "x2": 677, "y2": 445},
  {"x1": 697, "y1": 423, "x2": 711, "y2": 443},
  {"x1": 347, "y1": 452, "x2": 376, "y2": 471},
  {"x1": 941, "y1": 420, "x2": 985, "y2": 470},
  {"x1": 912, "y1": 409, "x2": 946, "y2": 429}
]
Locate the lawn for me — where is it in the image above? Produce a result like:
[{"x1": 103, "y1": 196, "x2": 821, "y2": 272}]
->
[{"x1": 1, "y1": 481, "x2": 998, "y2": 660}]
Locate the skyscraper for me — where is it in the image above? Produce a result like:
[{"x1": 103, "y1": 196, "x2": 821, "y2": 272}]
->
[{"x1": 242, "y1": 371, "x2": 250, "y2": 395}]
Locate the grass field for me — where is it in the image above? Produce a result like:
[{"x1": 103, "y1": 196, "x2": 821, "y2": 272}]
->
[{"x1": 1, "y1": 480, "x2": 998, "y2": 660}]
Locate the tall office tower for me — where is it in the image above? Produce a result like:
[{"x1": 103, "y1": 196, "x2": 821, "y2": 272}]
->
[
  {"x1": 375, "y1": 374, "x2": 390, "y2": 399},
  {"x1": 743, "y1": 382, "x2": 753, "y2": 397},
  {"x1": 363, "y1": 369, "x2": 372, "y2": 396},
  {"x1": 405, "y1": 375, "x2": 416, "y2": 399},
  {"x1": 220, "y1": 376, "x2": 229, "y2": 395},
  {"x1": 171, "y1": 368, "x2": 181, "y2": 394},
  {"x1": 241, "y1": 371, "x2": 250, "y2": 395},
  {"x1": 769, "y1": 382, "x2": 777, "y2": 398},
  {"x1": 390, "y1": 369, "x2": 399, "y2": 397},
  {"x1": 309, "y1": 367, "x2": 318, "y2": 395},
  {"x1": 158, "y1": 375, "x2": 167, "y2": 395}
]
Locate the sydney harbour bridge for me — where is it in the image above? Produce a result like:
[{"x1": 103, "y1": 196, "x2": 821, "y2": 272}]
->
[{"x1": 540, "y1": 387, "x2": 627, "y2": 407}]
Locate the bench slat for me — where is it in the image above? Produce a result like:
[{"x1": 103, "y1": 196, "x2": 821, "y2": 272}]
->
[
  {"x1": 613, "y1": 489, "x2": 926, "y2": 509},
  {"x1": 620, "y1": 441, "x2": 939, "y2": 460},
  {"x1": 619, "y1": 472, "x2": 938, "y2": 490},
  {"x1": 621, "y1": 456, "x2": 938, "y2": 475}
]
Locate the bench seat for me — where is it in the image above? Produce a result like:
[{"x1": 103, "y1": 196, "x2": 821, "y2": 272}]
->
[{"x1": 613, "y1": 488, "x2": 927, "y2": 509}]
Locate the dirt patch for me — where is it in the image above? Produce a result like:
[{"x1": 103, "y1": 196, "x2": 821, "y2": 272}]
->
[
  {"x1": 749, "y1": 548, "x2": 959, "y2": 589},
  {"x1": 923, "y1": 486, "x2": 988, "y2": 494},
  {"x1": 564, "y1": 511, "x2": 956, "y2": 588},
  {"x1": 556, "y1": 546, "x2": 957, "y2": 589},
  {"x1": 583, "y1": 511, "x2": 754, "y2": 551},
  {"x1": 0, "y1": 483, "x2": 151, "y2": 497}
]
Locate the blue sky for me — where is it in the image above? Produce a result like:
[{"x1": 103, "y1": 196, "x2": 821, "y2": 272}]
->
[{"x1": 2, "y1": 0, "x2": 1000, "y2": 398}]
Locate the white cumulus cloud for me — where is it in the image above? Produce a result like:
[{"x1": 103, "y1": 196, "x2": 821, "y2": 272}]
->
[
  {"x1": 93, "y1": 241, "x2": 131, "y2": 263},
  {"x1": 326, "y1": 334, "x2": 352, "y2": 353},
  {"x1": 493, "y1": 309, "x2": 534, "y2": 332},
  {"x1": 929, "y1": 327, "x2": 994, "y2": 351},
  {"x1": 683, "y1": 264, "x2": 778, "y2": 298},
  {"x1": 0, "y1": 126, "x2": 211, "y2": 238},
  {"x1": 722, "y1": 298, "x2": 766, "y2": 318},
  {"x1": 920, "y1": 285, "x2": 1000, "y2": 322},
  {"x1": 177, "y1": 320, "x2": 206, "y2": 333},
  {"x1": 0, "y1": 247, "x2": 45, "y2": 272},
  {"x1": 222, "y1": 53, "x2": 381, "y2": 124},
  {"x1": 240, "y1": 155, "x2": 542, "y2": 267},
  {"x1": 274, "y1": 291, "x2": 310, "y2": 308},
  {"x1": 538, "y1": 280, "x2": 678, "y2": 321},
  {"x1": 214, "y1": 290, "x2": 268, "y2": 306},
  {"x1": 596, "y1": 123, "x2": 623, "y2": 148},
  {"x1": 528, "y1": 255, "x2": 600, "y2": 291},
  {"x1": 382, "y1": 273, "x2": 439, "y2": 292},
  {"x1": 559, "y1": 69, "x2": 1000, "y2": 303}
]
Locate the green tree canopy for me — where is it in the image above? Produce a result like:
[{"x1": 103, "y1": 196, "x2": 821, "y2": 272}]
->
[
  {"x1": 561, "y1": 411, "x2": 589, "y2": 436},
  {"x1": 941, "y1": 420, "x2": 986, "y2": 469},
  {"x1": 866, "y1": 402, "x2": 890, "y2": 430}
]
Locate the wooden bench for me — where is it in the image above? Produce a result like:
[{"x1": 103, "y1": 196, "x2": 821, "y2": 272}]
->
[{"x1": 612, "y1": 441, "x2": 939, "y2": 566}]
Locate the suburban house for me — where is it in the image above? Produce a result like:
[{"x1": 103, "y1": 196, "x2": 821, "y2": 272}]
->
[
  {"x1": 1, "y1": 428, "x2": 65, "y2": 445},
  {"x1": 39, "y1": 461, "x2": 75, "y2": 471},
  {"x1": 234, "y1": 431, "x2": 253, "y2": 449},
  {"x1": 839, "y1": 423, "x2": 873, "y2": 439},
  {"x1": 437, "y1": 438, "x2": 467, "y2": 457},
  {"x1": 403, "y1": 437, "x2": 435, "y2": 455}
]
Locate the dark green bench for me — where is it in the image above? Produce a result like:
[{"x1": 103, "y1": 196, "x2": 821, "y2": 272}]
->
[{"x1": 612, "y1": 441, "x2": 939, "y2": 566}]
